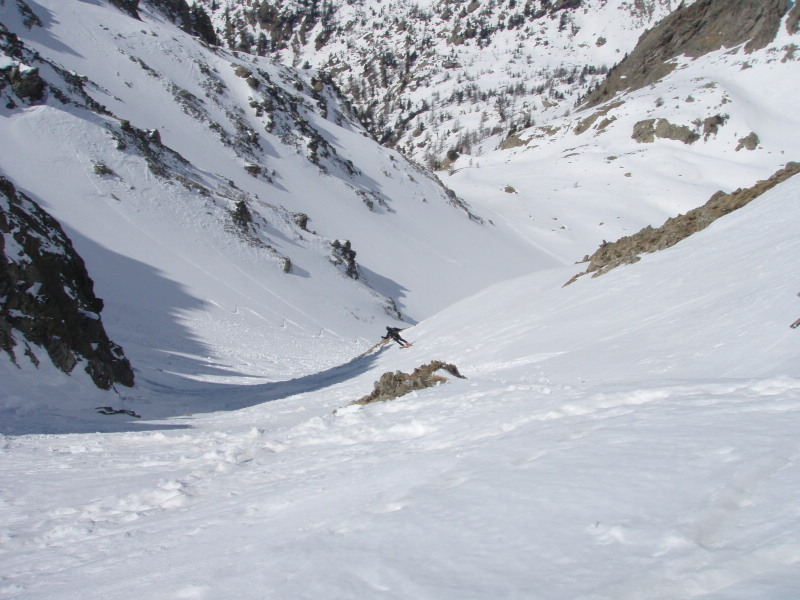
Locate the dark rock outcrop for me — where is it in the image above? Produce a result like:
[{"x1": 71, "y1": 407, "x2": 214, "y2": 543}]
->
[
  {"x1": 2, "y1": 21, "x2": 111, "y2": 112},
  {"x1": 8, "y1": 64, "x2": 45, "y2": 101},
  {"x1": 108, "y1": 0, "x2": 141, "y2": 20},
  {"x1": 632, "y1": 118, "x2": 701, "y2": 144},
  {"x1": 352, "y1": 361, "x2": 466, "y2": 405},
  {"x1": 565, "y1": 162, "x2": 800, "y2": 285},
  {"x1": 583, "y1": 0, "x2": 792, "y2": 109},
  {"x1": 788, "y1": 1, "x2": 800, "y2": 35},
  {"x1": 0, "y1": 177, "x2": 135, "y2": 389},
  {"x1": 703, "y1": 114, "x2": 729, "y2": 140},
  {"x1": 330, "y1": 239, "x2": 359, "y2": 279},
  {"x1": 736, "y1": 132, "x2": 760, "y2": 151}
]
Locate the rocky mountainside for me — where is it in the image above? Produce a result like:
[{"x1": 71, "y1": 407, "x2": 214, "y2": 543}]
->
[
  {"x1": 1, "y1": 177, "x2": 135, "y2": 389},
  {"x1": 554, "y1": 0, "x2": 799, "y2": 171},
  {"x1": 196, "y1": 0, "x2": 685, "y2": 167},
  {"x1": 434, "y1": 0, "x2": 799, "y2": 267},
  {"x1": 582, "y1": 0, "x2": 799, "y2": 108}
]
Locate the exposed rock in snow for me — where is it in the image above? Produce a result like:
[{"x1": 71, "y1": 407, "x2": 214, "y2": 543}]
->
[
  {"x1": 582, "y1": 0, "x2": 792, "y2": 108},
  {"x1": 566, "y1": 162, "x2": 800, "y2": 284},
  {"x1": 352, "y1": 360, "x2": 466, "y2": 405},
  {"x1": 0, "y1": 176, "x2": 135, "y2": 389}
]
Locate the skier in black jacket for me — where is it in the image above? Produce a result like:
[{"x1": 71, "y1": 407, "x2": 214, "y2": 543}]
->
[{"x1": 382, "y1": 326, "x2": 410, "y2": 347}]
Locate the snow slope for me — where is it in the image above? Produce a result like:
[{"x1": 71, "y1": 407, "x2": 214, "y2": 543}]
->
[
  {"x1": 447, "y1": 16, "x2": 800, "y2": 264},
  {"x1": 1, "y1": 149, "x2": 799, "y2": 600},
  {"x1": 2, "y1": 0, "x2": 797, "y2": 411},
  {"x1": 0, "y1": 0, "x2": 550, "y2": 397}
]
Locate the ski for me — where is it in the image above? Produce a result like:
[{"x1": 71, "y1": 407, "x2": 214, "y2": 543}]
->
[{"x1": 791, "y1": 317, "x2": 800, "y2": 329}]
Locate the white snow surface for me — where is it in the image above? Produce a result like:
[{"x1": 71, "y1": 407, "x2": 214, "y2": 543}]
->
[
  {"x1": 2, "y1": 170, "x2": 800, "y2": 600},
  {"x1": 2, "y1": 1, "x2": 800, "y2": 598}
]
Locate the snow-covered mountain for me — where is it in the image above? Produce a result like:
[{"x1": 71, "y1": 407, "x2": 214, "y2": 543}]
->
[
  {"x1": 445, "y1": 0, "x2": 800, "y2": 263},
  {"x1": 2, "y1": 0, "x2": 800, "y2": 596},
  {"x1": 200, "y1": 0, "x2": 687, "y2": 167},
  {"x1": 196, "y1": 0, "x2": 800, "y2": 260},
  {"x1": 1, "y1": 0, "x2": 553, "y2": 396},
  {"x1": 2, "y1": 0, "x2": 797, "y2": 402}
]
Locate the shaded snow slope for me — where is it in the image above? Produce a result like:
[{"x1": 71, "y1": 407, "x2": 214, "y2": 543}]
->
[{"x1": 1, "y1": 151, "x2": 798, "y2": 600}]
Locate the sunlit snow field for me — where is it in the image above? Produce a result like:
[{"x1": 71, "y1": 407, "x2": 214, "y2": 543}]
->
[{"x1": 2, "y1": 0, "x2": 800, "y2": 598}]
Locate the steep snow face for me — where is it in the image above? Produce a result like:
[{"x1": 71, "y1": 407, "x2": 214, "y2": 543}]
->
[
  {"x1": 409, "y1": 175, "x2": 800, "y2": 384},
  {"x1": 0, "y1": 0, "x2": 551, "y2": 389}
]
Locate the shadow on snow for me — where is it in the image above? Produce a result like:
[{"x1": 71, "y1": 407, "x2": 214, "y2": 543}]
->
[{"x1": 109, "y1": 345, "x2": 392, "y2": 433}]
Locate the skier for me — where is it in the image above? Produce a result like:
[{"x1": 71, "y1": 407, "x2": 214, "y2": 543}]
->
[{"x1": 383, "y1": 326, "x2": 411, "y2": 347}]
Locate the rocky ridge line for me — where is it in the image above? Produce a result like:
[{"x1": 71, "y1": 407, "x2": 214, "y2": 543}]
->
[
  {"x1": 565, "y1": 162, "x2": 800, "y2": 285},
  {"x1": 582, "y1": 0, "x2": 792, "y2": 109}
]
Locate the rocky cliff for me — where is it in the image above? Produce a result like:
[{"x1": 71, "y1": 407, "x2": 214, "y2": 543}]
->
[
  {"x1": 0, "y1": 177, "x2": 135, "y2": 389},
  {"x1": 582, "y1": 0, "x2": 792, "y2": 109}
]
